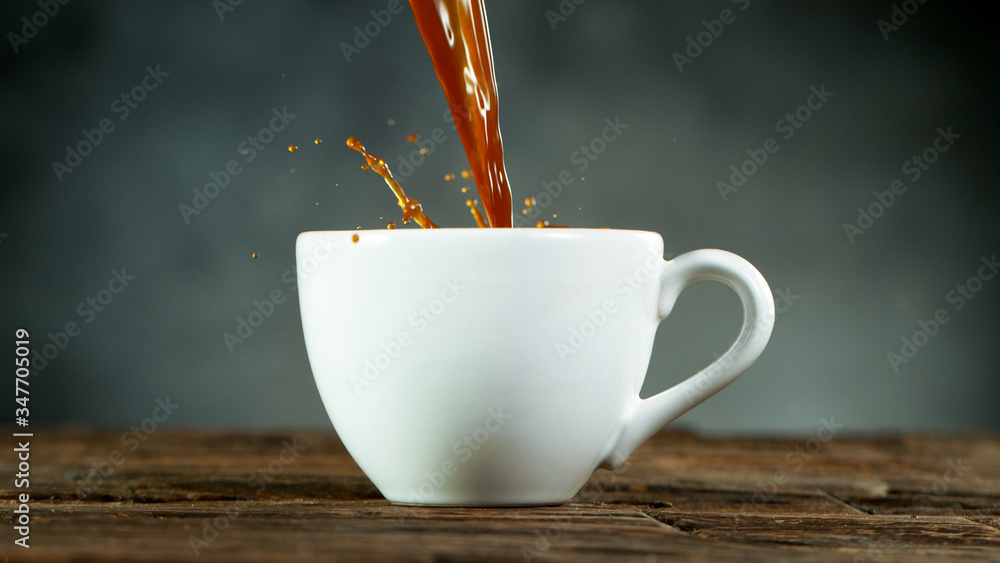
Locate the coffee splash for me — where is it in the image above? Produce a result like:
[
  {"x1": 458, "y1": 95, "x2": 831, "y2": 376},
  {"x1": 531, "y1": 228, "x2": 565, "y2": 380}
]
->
[
  {"x1": 340, "y1": 1, "x2": 559, "y2": 230},
  {"x1": 346, "y1": 136, "x2": 438, "y2": 229}
]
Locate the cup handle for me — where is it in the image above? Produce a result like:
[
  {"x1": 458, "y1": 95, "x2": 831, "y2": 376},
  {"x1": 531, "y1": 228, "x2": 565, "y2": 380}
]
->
[{"x1": 601, "y1": 249, "x2": 775, "y2": 469}]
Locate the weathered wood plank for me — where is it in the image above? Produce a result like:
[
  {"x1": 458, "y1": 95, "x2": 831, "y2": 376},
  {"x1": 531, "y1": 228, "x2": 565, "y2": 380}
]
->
[
  {"x1": 1, "y1": 429, "x2": 998, "y2": 562},
  {"x1": 0, "y1": 500, "x2": 940, "y2": 563},
  {"x1": 646, "y1": 509, "x2": 1000, "y2": 548}
]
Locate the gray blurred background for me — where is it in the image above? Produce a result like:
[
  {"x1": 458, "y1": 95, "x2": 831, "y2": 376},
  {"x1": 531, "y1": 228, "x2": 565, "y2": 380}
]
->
[{"x1": 1, "y1": 0, "x2": 997, "y2": 434}]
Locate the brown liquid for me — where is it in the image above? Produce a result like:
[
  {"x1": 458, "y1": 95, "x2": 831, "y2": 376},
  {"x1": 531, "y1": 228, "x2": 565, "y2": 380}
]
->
[
  {"x1": 466, "y1": 198, "x2": 488, "y2": 228},
  {"x1": 346, "y1": 136, "x2": 438, "y2": 229},
  {"x1": 409, "y1": 0, "x2": 512, "y2": 227},
  {"x1": 340, "y1": 3, "x2": 548, "y2": 229}
]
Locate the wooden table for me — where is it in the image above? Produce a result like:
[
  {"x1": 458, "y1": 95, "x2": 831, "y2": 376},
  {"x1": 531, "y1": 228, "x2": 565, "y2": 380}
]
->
[{"x1": 2, "y1": 429, "x2": 999, "y2": 561}]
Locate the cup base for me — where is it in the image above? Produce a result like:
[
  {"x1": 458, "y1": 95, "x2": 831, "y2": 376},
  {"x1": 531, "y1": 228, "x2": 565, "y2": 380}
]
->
[{"x1": 388, "y1": 500, "x2": 567, "y2": 508}]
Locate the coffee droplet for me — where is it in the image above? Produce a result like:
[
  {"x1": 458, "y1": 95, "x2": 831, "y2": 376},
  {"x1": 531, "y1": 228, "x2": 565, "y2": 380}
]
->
[
  {"x1": 461, "y1": 186, "x2": 469, "y2": 193},
  {"x1": 387, "y1": 222, "x2": 396, "y2": 229},
  {"x1": 387, "y1": 118, "x2": 396, "y2": 126},
  {"x1": 444, "y1": 173, "x2": 455, "y2": 181},
  {"x1": 524, "y1": 197, "x2": 536, "y2": 208},
  {"x1": 351, "y1": 234, "x2": 360, "y2": 243},
  {"x1": 288, "y1": 145, "x2": 298, "y2": 152},
  {"x1": 466, "y1": 199, "x2": 488, "y2": 228},
  {"x1": 314, "y1": 138, "x2": 323, "y2": 145},
  {"x1": 419, "y1": 148, "x2": 428, "y2": 155},
  {"x1": 461, "y1": 169, "x2": 472, "y2": 179},
  {"x1": 407, "y1": 133, "x2": 418, "y2": 143},
  {"x1": 537, "y1": 220, "x2": 549, "y2": 228},
  {"x1": 252, "y1": 252, "x2": 259, "y2": 259},
  {"x1": 361, "y1": 164, "x2": 370, "y2": 171}
]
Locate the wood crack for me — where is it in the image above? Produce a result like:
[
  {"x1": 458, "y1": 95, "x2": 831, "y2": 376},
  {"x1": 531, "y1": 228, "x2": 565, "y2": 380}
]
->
[
  {"x1": 635, "y1": 507, "x2": 688, "y2": 535},
  {"x1": 819, "y1": 490, "x2": 872, "y2": 515}
]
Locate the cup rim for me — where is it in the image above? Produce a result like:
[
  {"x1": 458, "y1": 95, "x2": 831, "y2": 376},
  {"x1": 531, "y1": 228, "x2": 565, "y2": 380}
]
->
[
  {"x1": 296, "y1": 228, "x2": 665, "y2": 251},
  {"x1": 297, "y1": 227, "x2": 661, "y2": 237}
]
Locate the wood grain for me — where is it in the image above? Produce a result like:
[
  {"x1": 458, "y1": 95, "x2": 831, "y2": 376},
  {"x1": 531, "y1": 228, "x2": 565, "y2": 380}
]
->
[{"x1": 1, "y1": 429, "x2": 998, "y2": 561}]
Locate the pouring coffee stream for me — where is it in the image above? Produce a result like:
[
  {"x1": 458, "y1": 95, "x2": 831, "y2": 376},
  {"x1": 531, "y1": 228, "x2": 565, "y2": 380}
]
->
[
  {"x1": 347, "y1": 0, "x2": 513, "y2": 229},
  {"x1": 409, "y1": 0, "x2": 512, "y2": 228}
]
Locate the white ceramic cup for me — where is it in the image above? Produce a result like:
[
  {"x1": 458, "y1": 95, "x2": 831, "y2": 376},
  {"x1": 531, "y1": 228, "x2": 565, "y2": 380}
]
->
[{"x1": 297, "y1": 229, "x2": 774, "y2": 505}]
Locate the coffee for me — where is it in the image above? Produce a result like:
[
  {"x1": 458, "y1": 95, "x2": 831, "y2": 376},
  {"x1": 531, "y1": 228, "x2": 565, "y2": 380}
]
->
[
  {"x1": 346, "y1": 136, "x2": 438, "y2": 229},
  {"x1": 409, "y1": 0, "x2": 512, "y2": 227},
  {"x1": 342, "y1": 0, "x2": 512, "y2": 230},
  {"x1": 335, "y1": 1, "x2": 572, "y2": 231}
]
